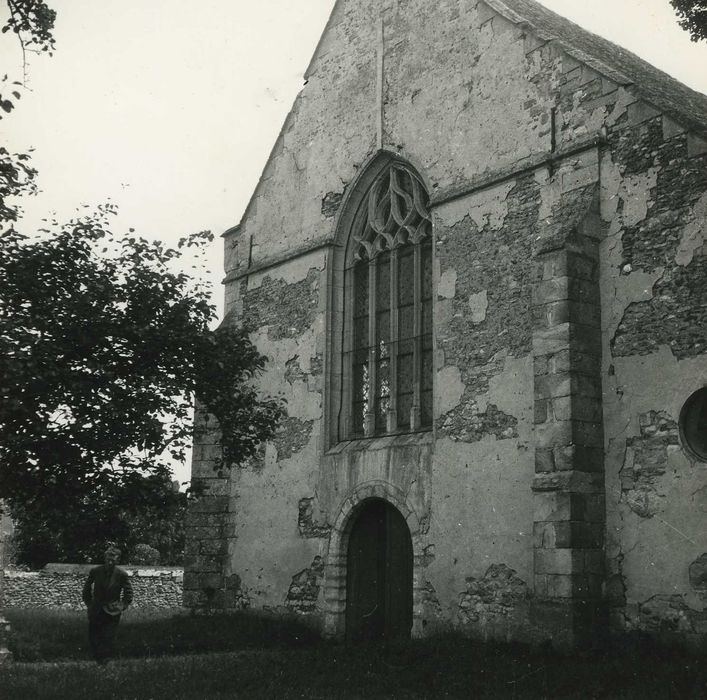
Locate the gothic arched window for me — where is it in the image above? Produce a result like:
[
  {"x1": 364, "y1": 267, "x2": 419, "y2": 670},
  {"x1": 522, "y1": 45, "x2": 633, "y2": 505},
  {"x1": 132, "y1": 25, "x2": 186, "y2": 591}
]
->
[{"x1": 344, "y1": 162, "x2": 433, "y2": 439}]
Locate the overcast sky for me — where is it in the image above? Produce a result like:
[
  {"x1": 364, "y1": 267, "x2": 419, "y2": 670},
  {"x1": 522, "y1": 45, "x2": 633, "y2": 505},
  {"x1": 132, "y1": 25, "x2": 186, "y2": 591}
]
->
[
  {"x1": 2, "y1": 0, "x2": 706, "y2": 483},
  {"x1": 3, "y1": 1, "x2": 707, "y2": 285}
]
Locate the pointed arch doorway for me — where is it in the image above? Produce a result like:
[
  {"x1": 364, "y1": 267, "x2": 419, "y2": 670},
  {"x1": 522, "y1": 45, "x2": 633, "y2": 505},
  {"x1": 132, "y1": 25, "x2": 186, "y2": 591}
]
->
[{"x1": 345, "y1": 498, "x2": 413, "y2": 641}]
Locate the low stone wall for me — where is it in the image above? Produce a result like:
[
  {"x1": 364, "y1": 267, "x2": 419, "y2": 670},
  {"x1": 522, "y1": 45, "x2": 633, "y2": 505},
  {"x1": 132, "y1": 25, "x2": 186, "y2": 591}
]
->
[{"x1": 3, "y1": 564, "x2": 183, "y2": 609}]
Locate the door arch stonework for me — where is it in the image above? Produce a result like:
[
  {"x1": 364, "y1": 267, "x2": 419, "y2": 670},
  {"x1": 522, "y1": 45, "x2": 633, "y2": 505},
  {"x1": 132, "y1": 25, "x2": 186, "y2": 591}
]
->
[{"x1": 322, "y1": 480, "x2": 426, "y2": 639}]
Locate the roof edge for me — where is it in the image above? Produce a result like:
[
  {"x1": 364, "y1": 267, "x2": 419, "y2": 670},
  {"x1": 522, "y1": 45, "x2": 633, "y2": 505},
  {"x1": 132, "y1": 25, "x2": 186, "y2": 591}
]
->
[
  {"x1": 304, "y1": 0, "x2": 343, "y2": 80},
  {"x1": 481, "y1": 0, "x2": 707, "y2": 137}
]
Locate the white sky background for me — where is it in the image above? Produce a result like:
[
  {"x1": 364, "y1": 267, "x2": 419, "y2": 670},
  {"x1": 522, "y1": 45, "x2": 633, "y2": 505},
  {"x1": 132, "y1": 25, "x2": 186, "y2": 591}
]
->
[{"x1": 2, "y1": 0, "x2": 706, "y2": 484}]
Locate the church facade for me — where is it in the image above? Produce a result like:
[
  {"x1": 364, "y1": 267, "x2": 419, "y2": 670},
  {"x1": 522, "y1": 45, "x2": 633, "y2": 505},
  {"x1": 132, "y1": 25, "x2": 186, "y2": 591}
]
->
[{"x1": 186, "y1": 0, "x2": 707, "y2": 647}]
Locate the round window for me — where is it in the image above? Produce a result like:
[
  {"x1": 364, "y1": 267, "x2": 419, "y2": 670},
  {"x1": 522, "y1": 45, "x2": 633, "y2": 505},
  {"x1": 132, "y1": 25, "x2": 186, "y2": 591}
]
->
[{"x1": 680, "y1": 388, "x2": 707, "y2": 462}]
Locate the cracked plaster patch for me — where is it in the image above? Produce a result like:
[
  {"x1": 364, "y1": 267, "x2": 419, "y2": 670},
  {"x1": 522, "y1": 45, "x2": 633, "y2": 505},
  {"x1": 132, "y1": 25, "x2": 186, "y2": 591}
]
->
[
  {"x1": 602, "y1": 265, "x2": 663, "y2": 342},
  {"x1": 604, "y1": 346, "x2": 707, "y2": 444},
  {"x1": 468, "y1": 290, "x2": 488, "y2": 324},
  {"x1": 692, "y1": 485, "x2": 707, "y2": 515},
  {"x1": 244, "y1": 270, "x2": 322, "y2": 344},
  {"x1": 421, "y1": 580, "x2": 443, "y2": 617},
  {"x1": 599, "y1": 152, "x2": 622, "y2": 223},
  {"x1": 247, "y1": 254, "x2": 325, "y2": 290},
  {"x1": 435, "y1": 365, "x2": 465, "y2": 417},
  {"x1": 605, "y1": 87, "x2": 634, "y2": 128},
  {"x1": 675, "y1": 192, "x2": 707, "y2": 266},
  {"x1": 483, "y1": 352, "x2": 532, "y2": 418},
  {"x1": 620, "y1": 411, "x2": 677, "y2": 519},
  {"x1": 438, "y1": 268, "x2": 457, "y2": 299},
  {"x1": 565, "y1": 90, "x2": 608, "y2": 140},
  {"x1": 435, "y1": 181, "x2": 515, "y2": 230},
  {"x1": 534, "y1": 168, "x2": 561, "y2": 223},
  {"x1": 252, "y1": 325, "x2": 323, "y2": 423},
  {"x1": 634, "y1": 594, "x2": 705, "y2": 635},
  {"x1": 620, "y1": 168, "x2": 658, "y2": 228},
  {"x1": 437, "y1": 351, "x2": 530, "y2": 443},
  {"x1": 599, "y1": 193, "x2": 664, "y2": 343}
]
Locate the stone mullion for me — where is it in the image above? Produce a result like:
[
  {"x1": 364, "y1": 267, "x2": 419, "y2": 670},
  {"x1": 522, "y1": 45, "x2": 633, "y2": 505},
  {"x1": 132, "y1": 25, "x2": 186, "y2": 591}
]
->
[
  {"x1": 343, "y1": 267, "x2": 356, "y2": 439},
  {"x1": 387, "y1": 248, "x2": 399, "y2": 432},
  {"x1": 531, "y1": 242, "x2": 605, "y2": 647},
  {"x1": 364, "y1": 259, "x2": 377, "y2": 437},
  {"x1": 410, "y1": 243, "x2": 422, "y2": 431}
]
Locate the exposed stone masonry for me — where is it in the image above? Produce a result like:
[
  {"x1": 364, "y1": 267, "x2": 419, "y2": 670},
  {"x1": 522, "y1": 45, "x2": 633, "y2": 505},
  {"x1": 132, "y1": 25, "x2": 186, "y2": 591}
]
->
[
  {"x1": 284, "y1": 356, "x2": 307, "y2": 384},
  {"x1": 285, "y1": 556, "x2": 324, "y2": 614},
  {"x1": 273, "y1": 415, "x2": 314, "y2": 461},
  {"x1": 437, "y1": 175, "x2": 538, "y2": 373},
  {"x1": 297, "y1": 498, "x2": 332, "y2": 539},
  {"x1": 4, "y1": 567, "x2": 183, "y2": 609},
  {"x1": 635, "y1": 595, "x2": 707, "y2": 640},
  {"x1": 458, "y1": 564, "x2": 528, "y2": 625},
  {"x1": 613, "y1": 260, "x2": 707, "y2": 360},
  {"x1": 242, "y1": 269, "x2": 320, "y2": 341},
  {"x1": 182, "y1": 488, "x2": 236, "y2": 610},
  {"x1": 321, "y1": 191, "x2": 344, "y2": 218},
  {"x1": 440, "y1": 403, "x2": 518, "y2": 443},
  {"x1": 620, "y1": 411, "x2": 678, "y2": 518},
  {"x1": 608, "y1": 117, "x2": 707, "y2": 361},
  {"x1": 436, "y1": 175, "x2": 538, "y2": 442},
  {"x1": 689, "y1": 554, "x2": 707, "y2": 599}
]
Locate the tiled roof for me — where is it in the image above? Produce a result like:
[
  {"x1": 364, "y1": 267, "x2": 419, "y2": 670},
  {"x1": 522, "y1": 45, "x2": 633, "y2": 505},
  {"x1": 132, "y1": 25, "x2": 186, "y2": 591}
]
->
[{"x1": 484, "y1": 0, "x2": 707, "y2": 136}]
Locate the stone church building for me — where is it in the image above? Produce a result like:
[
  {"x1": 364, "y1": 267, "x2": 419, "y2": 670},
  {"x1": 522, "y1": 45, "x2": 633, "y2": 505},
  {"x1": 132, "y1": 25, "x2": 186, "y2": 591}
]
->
[{"x1": 186, "y1": 0, "x2": 707, "y2": 647}]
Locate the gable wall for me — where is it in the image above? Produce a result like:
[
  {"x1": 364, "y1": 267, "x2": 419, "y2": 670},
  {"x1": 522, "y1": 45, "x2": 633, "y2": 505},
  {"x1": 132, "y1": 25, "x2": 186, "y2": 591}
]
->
[{"x1": 187, "y1": 0, "x2": 707, "y2": 646}]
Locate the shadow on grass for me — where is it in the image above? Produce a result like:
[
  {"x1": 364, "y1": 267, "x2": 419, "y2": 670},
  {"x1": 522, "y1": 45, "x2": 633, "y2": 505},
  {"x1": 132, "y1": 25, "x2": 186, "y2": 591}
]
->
[
  {"x1": 3, "y1": 610, "x2": 706, "y2": 698},
  {"x1": 5, "y1": 607, "x2": 320, "y2": 662}
]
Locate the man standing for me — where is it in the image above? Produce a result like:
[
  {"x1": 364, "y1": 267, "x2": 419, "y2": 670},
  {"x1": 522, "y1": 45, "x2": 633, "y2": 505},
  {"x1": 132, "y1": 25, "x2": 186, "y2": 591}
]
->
[{"x1": 82, "y1": 545, "x2": 133, "y2": 664}]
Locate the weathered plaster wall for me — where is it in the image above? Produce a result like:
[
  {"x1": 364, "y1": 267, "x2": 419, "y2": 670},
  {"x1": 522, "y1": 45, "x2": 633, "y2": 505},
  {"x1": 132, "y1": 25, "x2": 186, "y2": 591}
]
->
[
  {"x1": 598, "y1": 108, "x2": 707, "y2": 642},
  {"x1": 226, "y1": 1, "x2": 379, "y2": 270},
  {"x1": 224, "y1": 0, "x2": 566, "y2": 275},
  {"x1": 187, "y1": 0, "x2": 707, "y2": 646},
  {"x1": 429, "y1": 178, "x2": 536, "y2": 637},
  {"x1": 385, "y1": 2, "x2": 552, "y2": 188},
  {"x1": 224, "y1": 251, "x2": 327, "y2": 613}
]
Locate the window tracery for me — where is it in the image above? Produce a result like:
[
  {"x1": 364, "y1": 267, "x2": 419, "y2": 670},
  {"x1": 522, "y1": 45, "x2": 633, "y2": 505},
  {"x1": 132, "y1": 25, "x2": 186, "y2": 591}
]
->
[{"x1": 344, "y1": 162, "x2": 433, "y2": 439}]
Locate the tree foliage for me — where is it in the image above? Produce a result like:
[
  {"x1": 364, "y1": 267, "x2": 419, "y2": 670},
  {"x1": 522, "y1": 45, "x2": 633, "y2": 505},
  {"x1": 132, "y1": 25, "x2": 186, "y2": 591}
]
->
[
  {"x1": 2, "y1": 0, "x2": 55, "y2": 55},
  {"x1": 0, "y1": 0, "x2": 282, "y2": 568},
  {"x1": 0, "y1": 0, "x2": 285, "y2": 568},
  {"x1": 10, "y1": 475, "x2": 188, "y2": 567},
  {"x1": 0, "y1": 0, "x2": 55, "y2": 225},
  {"x1": 0, "y1": 210, "x2": 284, "y2": 566},
  {"x1": 671, "y1": 0, "x2": 707, "y2": 41}
]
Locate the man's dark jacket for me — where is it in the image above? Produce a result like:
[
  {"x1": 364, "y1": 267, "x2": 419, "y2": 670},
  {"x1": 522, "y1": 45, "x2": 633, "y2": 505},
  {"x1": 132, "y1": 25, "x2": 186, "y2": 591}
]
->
[{"x1": 82, "y1": 564, "x2": 133, "y2": 615}]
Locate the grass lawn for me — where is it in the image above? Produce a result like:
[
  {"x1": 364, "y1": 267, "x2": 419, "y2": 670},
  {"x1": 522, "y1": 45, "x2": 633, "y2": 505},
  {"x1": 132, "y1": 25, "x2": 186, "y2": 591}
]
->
[
  {"x1": 1, "y1": 608, "x2": 705, "y2": 699},
  {"x1": 4, "y1": 607, "x2": 319, "y2": 661}
]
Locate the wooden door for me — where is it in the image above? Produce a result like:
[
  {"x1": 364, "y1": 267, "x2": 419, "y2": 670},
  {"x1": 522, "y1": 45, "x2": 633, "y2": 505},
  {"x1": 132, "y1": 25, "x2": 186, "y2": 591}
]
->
[{"x1": 345, "y1": 499, "x2": 413, "y2": 641}]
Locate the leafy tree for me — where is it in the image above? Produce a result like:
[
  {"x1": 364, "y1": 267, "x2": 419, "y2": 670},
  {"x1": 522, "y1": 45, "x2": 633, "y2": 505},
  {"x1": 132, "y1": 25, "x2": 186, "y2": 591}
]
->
[
  {"x1": 0, "y1": 1, "x2": 55, "y2": 225},
  {"x1": 671, "y1": 0, "x2": 707, "y2": 41},
  {"x1": 2, "y1": 0, "x2": 55, "y2": 57},
  {"x1": 0, "y1": 0, "x2": 281, "y2": 569},
  {"x1": 9, "y1": 475, "x2": 188, "y2": 567},
  {"x1": 0, "y1": 210, "x2": 285, "y2": 567}
]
